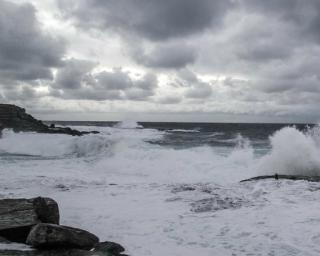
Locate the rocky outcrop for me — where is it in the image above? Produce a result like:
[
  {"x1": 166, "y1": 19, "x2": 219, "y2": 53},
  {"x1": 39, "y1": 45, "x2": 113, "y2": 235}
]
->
[
  {"x1": 240, "y1": 174, "x2": 320, "y2": 183},
  {"x1": 26, "y1": 224, "x2": 99, "y2": 250},
  {"x1": 0, "y1": 197, "x2": 128, "y2": 256},
  {"x1": 0, "y1": 104, "x2": 47, "y2": 133},
  {"x1": 0, "y1": 198, "x2": 59, "y2": 243},
  {"x1": 0, "y1": 104, "x2": 98, "y2": 136}
]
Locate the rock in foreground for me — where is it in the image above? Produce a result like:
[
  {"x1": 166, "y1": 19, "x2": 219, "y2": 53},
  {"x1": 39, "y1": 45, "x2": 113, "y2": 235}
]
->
[
  {"x1": 0, "y1": 198, "x2": 59, "y2": 243},
  {"x1": 0, "y1": 197, "x2": 128, "y2": 255},
  {"x1": 26, "y1": 224, "x2": 99, "y2": 250}
]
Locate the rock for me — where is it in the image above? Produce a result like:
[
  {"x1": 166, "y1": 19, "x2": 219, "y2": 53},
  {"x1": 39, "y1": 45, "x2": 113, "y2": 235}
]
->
[
  {"x1": 0, "y1": 249, "x2": 102, "y2": 256},
  {"x1": 32, "y1": 198, "x2": 60, "y2": 225},
  {"x1": 240, "y1": 174, "x2": 320, "y2": 183},
  {"x1": 93, "y1": 241, "x2": 125, "y2": 255},
  {"x1": 0, "y1": 237, "x2": 10, "y2": 244},
  {"x1": 0, "y1": 198, "x2": 59, "y2": 243},
  {"x1": 0, "y1": 104, "x2": 48, "y2": 133},
  {"x1": 26, "y1": 224, "x2": 99, "y2": 250},
  {"x1": 0, "y1": 104, "x2": 98, "y2": 136}
]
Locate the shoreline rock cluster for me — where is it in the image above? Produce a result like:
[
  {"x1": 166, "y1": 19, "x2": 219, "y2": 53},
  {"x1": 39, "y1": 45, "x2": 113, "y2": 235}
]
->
[
  {"x1": 0, "y1": 197, "x2": 127, "y2": 256},
  {"x1": 0, "y1": 104, "x2": 98, "y2": 136}
]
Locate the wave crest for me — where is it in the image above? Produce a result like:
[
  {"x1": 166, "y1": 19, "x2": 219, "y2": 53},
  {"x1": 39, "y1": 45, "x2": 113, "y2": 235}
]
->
[{"x1": 259, "y1": 126, "x2": 320, "y2": 176}]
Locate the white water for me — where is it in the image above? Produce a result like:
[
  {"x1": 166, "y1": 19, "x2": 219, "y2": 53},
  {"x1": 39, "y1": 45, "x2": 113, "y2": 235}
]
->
[{"x1": 1, "y1": 124, "x2": 320, "y2": 255}]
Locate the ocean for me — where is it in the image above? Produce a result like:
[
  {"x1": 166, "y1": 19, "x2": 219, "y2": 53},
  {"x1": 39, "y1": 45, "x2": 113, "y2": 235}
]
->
[{"x1": 1, "y1": 122, "x2": 320, "y2": 255}]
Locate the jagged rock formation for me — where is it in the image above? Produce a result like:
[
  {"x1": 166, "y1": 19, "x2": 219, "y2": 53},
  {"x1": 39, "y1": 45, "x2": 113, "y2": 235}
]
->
[
  {"x1": 0, "y1": 198, "x2": 59, "y2": 243},
  {"x1": 0, "y1": 104, "x2": 47, "y2": 133},
  {"x1": 0, "y1": 104, "x2": 98, "y2": 136},
  {"x1": 0, "y1": 197, "x2": 128, "y2": 256}
]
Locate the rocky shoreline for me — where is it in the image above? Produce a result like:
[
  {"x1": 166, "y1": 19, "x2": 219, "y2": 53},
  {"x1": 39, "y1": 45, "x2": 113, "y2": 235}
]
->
[
  {"x1": 0, "y1": 104, "x2": 98, "y2": 136},
  {"x1": 0, "y1": 197, "x2": 128, "y2": 256}
]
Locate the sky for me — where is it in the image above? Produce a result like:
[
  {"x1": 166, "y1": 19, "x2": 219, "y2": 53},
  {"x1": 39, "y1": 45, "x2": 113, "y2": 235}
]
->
[{"x1": 0, "y1": 0, "x2": 320, "y2": 122}]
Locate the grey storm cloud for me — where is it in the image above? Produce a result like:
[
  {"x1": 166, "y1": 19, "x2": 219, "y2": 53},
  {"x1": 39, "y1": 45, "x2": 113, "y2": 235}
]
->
[
  {"x1": 54, "y1": 59, "x2": 96, "y2": 89},
  {"x1": 0, "y1": 0, "x2": 65, "y2": 84},
  {"x1": 134, "y1": 43, "x2": 197, "y2": 69},
  {"x1": 3, "y1": 0, "x2": 320, "y2": 121},
  {"x1": 51, "y1": 59, "x2": 158, "y2": 101},
  {"x1": 242, "y1": 0, "x2": 320, "y2": 42},
  {"x1": 58, "y1": 0, "x2": 234, "y2": 41},
  {"x1": 174, "y1": 69, "x2": 213, "y2": 99}
]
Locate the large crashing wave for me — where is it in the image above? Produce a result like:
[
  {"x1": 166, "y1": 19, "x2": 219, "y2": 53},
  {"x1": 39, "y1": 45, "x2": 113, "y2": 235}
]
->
[
  {"x1": 258, "y1": 126, "x2": 320, "y2": 176},
  {"x1": 0, "y1": 129, "x2": 113, "y2": 157},
  {"x1": 1, "y1": 124, "x2": 320, "y2": 181}
]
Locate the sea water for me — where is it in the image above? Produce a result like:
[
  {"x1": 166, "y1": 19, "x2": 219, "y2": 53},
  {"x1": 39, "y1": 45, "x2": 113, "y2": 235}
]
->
[{"x1": 1, "y1": 122, "x2": 320, "y2": 255}]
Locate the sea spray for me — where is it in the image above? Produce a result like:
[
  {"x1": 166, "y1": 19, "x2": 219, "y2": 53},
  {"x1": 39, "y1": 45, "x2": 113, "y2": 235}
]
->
[{"x1": 258, "y1": 126, "x2": 320, "y2": 176}]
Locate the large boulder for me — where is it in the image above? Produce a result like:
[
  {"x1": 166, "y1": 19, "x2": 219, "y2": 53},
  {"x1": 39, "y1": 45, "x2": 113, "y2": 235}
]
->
[
  {"x1": 0, "y1": 198, "x2": 59, "y2": 243},
  {"x1": 93, "y1": 241, "x2": 125, "y2": 255},
  {"x1": 26, "y1": 224, "x2": 99, "y2": 250}
]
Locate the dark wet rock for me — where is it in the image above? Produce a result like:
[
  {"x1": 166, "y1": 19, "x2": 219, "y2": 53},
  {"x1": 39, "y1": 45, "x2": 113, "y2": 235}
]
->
[
  {"x1": 0, "y1": 249, "x2": 103, "y2": 256},
  {"x1": 191, "y1": 196, "x2": 249, "y2": 213},
  {"x1": 0, "y1": 237, "x2": 10, "y2": 244},
  {"x1": 26, "y1": 224, "x2": 99, "y2": 250},
  {"x1": 93, "y1": 241, "x2": 125, "y2": 255},
  {"x1": 0, "y1": 104, "x2": 98, "y2": 136},
  {"x1": 32, "y1": 198, "x2": 60, "y2": 225},
  {"x1": 0, "y1": 198, "x2": 59, "y2": 243},
  {"x1": 240, "y1": 174, "x2": 320, "y2": 183},
  {"x1": 0, "y1": 104, "x2": 48, "y2": 133},
  {"x1": 0, "y1": 250, "x2": 129, "y2": 256}
]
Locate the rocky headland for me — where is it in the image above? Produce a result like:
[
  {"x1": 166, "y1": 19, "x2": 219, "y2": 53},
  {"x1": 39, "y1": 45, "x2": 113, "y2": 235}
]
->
[
  {"x1": 0, "y1": 104, "x2": 98, "y2": 136},
  {"x1": 0, "y1": 197, "x2": 127, "y2": 256}
]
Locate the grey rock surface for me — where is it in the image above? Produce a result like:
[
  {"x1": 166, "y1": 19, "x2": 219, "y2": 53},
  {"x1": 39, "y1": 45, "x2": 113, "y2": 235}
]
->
[
  {"x1": 94, "y1": 241, "x2": 125, "y2": 255},
  {"x1": 0, "y1": 198, "x2": 59, "y2": 243},
  {"x1": 26, "y1": 224, "x2": 99, "y2": 250}
]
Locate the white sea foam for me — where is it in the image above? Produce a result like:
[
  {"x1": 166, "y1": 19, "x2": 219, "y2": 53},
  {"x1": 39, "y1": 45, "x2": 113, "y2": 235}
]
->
[
  {"x1": 0, "y1": 129, "x2": 113, "y2": 157},
  {"x1": 2, "y1": 125, "x2": 320, "y2": 255},
  {"x1": 169, "y1": 129, "x2": 200, "y2": 133},
  {"x1": 115, "y1": 120, "x2": 143, "y2": 129},
  {"x1": 258, "y1": 126, "x2": 320, "y2": 176}
]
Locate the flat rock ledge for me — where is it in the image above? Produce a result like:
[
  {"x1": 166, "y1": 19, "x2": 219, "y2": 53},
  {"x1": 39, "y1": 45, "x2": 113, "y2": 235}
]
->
[
  {"x1": 0, "y1": 104, "x2": 98, "y2": 136},
  {"x1": 0, "y1": 198, "x2": 127, "y2": 256},
  {"x1": 240, "y1": 174, "x2": 320, "y2": 183}
]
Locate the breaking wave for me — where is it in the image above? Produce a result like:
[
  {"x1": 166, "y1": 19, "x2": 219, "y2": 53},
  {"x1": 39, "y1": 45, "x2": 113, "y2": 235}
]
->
[
  {"x1": 1, "y1": 124, "x2": 320, "y2": 182},
  {"x1": 0, "y1": 129, "x2": 113, "y2": 157},
  {"x1": 258, "y1": 126, "x2": 320, "y2": 176}
]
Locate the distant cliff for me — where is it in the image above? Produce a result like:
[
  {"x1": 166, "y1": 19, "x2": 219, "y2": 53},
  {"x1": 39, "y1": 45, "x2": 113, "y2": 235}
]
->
[{"x1": 0, "y1": 104, "x2": 98, "y2": 136}]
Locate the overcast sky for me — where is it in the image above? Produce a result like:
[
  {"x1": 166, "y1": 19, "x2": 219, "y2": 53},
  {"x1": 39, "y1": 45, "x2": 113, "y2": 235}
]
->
[{"x1": 1, "y1": 0, "x2": 320, "y2": 122}]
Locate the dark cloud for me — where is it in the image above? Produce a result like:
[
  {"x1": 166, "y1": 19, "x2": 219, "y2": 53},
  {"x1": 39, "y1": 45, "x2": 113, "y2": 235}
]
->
[
  {"x1": 242, "y1": 0, "x2": 320, "y2": 42},
  {"x1": 2, "y1": 85, "x2": 41, "y2": 101},
  {"x1": 96, "y1": 69, "x2": 133, "y2": 90},
  {"x1": 173, "y1": 69, "x2": 213, "y2": 99},
  {"x1": 51, "y1": 59, "x2": 158, "y2": 101},
  {"x1": 59, "y1": 0, "x2": 234, "y2": 41},
  {"x1": 54, "y1": 59, "x2": 96, "y2": 89},
  {"x1": 134, "y1": 43, "x2": 196, "y2": 69},
  {"x1": 0, "y1": 0, "x2": 65, "y2": 84}
]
